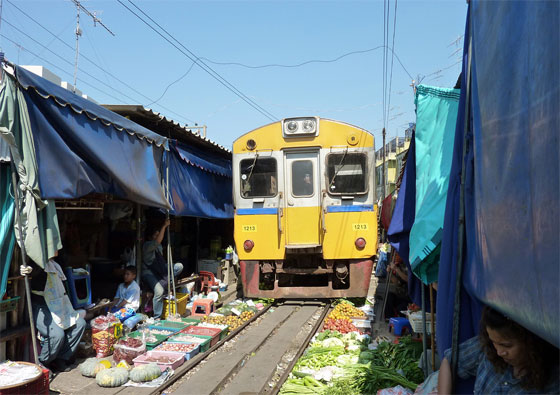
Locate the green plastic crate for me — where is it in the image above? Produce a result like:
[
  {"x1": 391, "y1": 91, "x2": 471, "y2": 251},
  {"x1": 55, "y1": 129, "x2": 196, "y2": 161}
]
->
[
  {"x1": 128, "y1": 330, "x2": 167, "y2": 350},
  {"x1": 169, "y1": 333, "x2": 211, "y2": 353},
  {"x1": 181, "y1": 317, "x2": 201, "y2": 325},
  {"x1": 152, "y1": 320, "x2": 188, "y2": 330}
]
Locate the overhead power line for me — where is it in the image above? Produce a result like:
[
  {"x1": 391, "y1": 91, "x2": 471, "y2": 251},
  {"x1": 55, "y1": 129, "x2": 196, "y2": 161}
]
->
[
  {"x1": 200, "y1": 45, "x2": 413, "y2": 79},
  {"x1": 386, "y1": 0, "x2": 398, "y2": 130},
  {"x1": 4, "y1": 0, "x2": 196, "y2": 124},
  {"x1": 1, "y1": 34, "x2": 127, "y2": 103},
  {"x1": 118, "y1": 0, "x2": 277, "y2": 122}
]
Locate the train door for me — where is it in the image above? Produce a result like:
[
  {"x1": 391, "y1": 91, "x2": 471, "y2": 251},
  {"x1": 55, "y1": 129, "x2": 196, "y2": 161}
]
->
[{"x1": 284, "y1": 151, "x2": 321, "y2": 246}]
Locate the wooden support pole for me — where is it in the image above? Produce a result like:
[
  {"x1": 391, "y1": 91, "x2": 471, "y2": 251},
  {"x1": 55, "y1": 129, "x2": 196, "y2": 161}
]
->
[{"x1": 430, "y1": 284, "x2": 436, "y2": 371}]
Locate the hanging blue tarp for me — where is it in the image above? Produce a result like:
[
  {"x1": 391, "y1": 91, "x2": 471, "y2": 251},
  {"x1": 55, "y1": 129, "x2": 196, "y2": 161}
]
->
[
  {"x1": 437, "y1": 7, "x2": 483, "y2": 394},
  {"x1": 165, "y1": 141, "x2": 233, "y2": 219},
  {"x1": 409, "y1": 85, "x2": 460, "y2": 284},
  {"x1": 0, "y1": 164, "x2": 15, "y2": 300},
  {"x1": 387, "y1": 135, "x2": 432, "y2": 308},
  {"x1": 464, "y1": 1, "x2": 559, "y2": 347},
  {"x1": 14, "y1": 66, "x2": 170, "y2": 209}
]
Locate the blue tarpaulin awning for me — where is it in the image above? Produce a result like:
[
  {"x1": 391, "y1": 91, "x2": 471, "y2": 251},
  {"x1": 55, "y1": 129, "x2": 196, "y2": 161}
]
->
[
  {"x1": 14, "y1": 65, "x2": 170, "y2": 209},
  {"x1": 165, "y1": 141, "x2": 233, "y2": 219}
]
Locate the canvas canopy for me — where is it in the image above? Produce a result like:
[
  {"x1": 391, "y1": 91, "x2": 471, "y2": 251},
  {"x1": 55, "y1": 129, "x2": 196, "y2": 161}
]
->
[
  {"x1": 409, "y1": 85, "x2": 460, "y2": 284},
  {"x1": 14, "y1": 65, "x2": 170, "y2": 209},
  {"x1": 165, "y1": 142, "x2": 233, "y2": 219}
]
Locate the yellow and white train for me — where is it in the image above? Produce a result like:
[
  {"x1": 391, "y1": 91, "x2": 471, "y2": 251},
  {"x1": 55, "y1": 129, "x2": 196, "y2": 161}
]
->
[{"x1": 233, "y1": 117, "x2": 378, "y2": 298}]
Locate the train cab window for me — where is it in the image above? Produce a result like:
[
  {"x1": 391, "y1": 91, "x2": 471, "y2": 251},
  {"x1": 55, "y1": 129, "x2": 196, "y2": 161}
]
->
[
  {"x1": 292, "y1": 160, "x2": 314, "y2": 197},
  {"x1": 326, "y1": 153, "x2": 367, "y2": 194},
  {"x1": 240, "y1": 157, "x2": 277, "y2": 198}
]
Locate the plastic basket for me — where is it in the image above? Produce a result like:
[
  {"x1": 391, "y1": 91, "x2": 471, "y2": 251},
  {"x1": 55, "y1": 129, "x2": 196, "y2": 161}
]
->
[
  {"x1": 407, "y1": 312, "x2": 433, "y2": 334},
  {"x1": 197, "y1": 323, "x2": 229, "y2": 340},
  {"x1": 128, "y1": 331, "x2": 167, "y2": 350},
  {"x1": 153, "y1": 320, "x2": 188, "y2": 331},
  {"x1": 169, "y1": 333, "x2": 211, "y2": 353},
  {"x1": 132, "y1": 350, "x2": 185, "y2": 372},
  {"x1": 0, "y1": 364, "x2": 48, "y2": 395},
  {"x1": 180, "y1": 326, "x2": 220, "y2": 346},
  {"x1": 181, "y1": 317, "x2": 201, "y2": 325},
  {"x1": 154, "y1": 341, "x2": 199, "y2": 360},
  {"x1": 162, "y1": 293, "x2": 189, "y2": 319}
]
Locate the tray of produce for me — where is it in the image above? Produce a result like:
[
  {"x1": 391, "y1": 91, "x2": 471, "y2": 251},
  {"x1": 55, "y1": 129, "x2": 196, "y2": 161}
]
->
[
  {"x1": 148, "y1": 324, "x2": 181, "y2": 335},
  {"x1": 132, "y1": 350, "x2": 184, "y2": 371},
  {"x1": 113, "y1": 337, "x2": 146, "y2": 365},
  {"x1": 180, "y1": 326, "x2": 221, "y2": 346},
  {"x1": 196, "y1": 323, "x2": 229, "y2": 340},
  {"x1": 154, "y1": 341, "x2": 199, "y2": 360},
  {"x1": 150, "y1": 320, "x2": 187, "y2": 331},
  {"x1": 169, "y1": 333, "x2": 211, "y2": 353},
  {"x1": 128, "y1": 331, "x2": 168, "y2": 349}
]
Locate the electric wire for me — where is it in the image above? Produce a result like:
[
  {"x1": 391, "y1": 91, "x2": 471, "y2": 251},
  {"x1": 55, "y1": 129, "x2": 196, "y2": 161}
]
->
[
  {"x1": 1, "y1": 34, "x2": 126, "y2": 103},
  {"x1": 199, "y1": 45, "x2": 413, "y2": 79},
  {"x1": 2, "y1": 19, "x2": 141, "y2": 104},
  {"x1": 119, "y1": 0, "x2": 277, "y2": 122},
  {"x1": 125, "y1": 0, "x2": 278, "y2": 121},
  {"x1": 382, "y1": 0, "x2": 387, "y2": 130},
  {"x1": 386, "y1": 0, "x2": 398, "y2": 130},
  {"x1": 4, "y1": 0, "x2": 196, "y2": 124}
]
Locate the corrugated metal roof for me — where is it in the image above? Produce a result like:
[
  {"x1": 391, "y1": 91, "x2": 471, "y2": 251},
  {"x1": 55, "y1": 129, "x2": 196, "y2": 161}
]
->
[{"x1": 103, "y1": 105, "x2": 231, "y2": 157}]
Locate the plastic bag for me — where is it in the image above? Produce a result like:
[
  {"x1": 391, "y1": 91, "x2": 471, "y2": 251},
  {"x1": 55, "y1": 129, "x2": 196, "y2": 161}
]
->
[
  {"x1": 113, "y1": 337, "x2": 146, "y2": 365},
  {"x1": 92, "y1": 314, "x2": 122, "y2": 358},
  {"x1": 377, "y1": 385, "x2": 414, "y2": 395},
  {"x1": 113, "y1": 308, "x2": 136, "y2": 322}
]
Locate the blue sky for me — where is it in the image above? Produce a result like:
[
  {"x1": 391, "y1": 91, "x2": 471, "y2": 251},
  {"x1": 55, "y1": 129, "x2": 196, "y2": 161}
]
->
[{"x1": 0, "y1": 0, "x2": 467, "y2": 148}]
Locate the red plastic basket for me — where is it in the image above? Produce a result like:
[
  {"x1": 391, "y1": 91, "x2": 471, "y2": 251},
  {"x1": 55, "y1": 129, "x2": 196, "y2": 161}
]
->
[
  {"x1": 0, "y1": 366, "x2": 49, "y2": 395},
  {"x1": 180, "y1": 326, "x2": 220, "y2": 346}
]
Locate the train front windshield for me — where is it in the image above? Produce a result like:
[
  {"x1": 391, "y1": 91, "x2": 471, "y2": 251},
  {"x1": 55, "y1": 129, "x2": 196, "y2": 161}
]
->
[
  {"x1": 240, "y1": 157, "x2": 277, "y2": 198},
  {"x1": 326, "y1": 153, "x2": 368, "y2": 194}
]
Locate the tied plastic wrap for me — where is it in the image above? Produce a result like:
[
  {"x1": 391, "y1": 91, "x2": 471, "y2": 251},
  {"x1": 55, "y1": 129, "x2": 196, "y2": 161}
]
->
[
  {"x1": 113, "y1": 338, "x2": 146, "y2": 365},
  {"x1": 92, "y1": 314, "x2": 123, "y2": 358}
]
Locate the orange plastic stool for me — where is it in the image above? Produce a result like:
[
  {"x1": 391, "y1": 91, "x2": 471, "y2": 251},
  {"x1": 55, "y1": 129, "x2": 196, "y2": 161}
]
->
[
  {"x1": 191, "y1": 298, "x2": 215, "y2": 317},
  {"x1": 198, "y1": 271, "x2": 219, "y2": 294}
]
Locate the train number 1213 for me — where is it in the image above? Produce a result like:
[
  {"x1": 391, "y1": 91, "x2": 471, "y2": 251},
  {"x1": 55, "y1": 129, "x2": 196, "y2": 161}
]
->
[
  {"x1": 352, "y1": 223, "x2": 368, "y2": 231},
  {"x1": 242, "y1": 225, "x2": 257, "y2": 232}
]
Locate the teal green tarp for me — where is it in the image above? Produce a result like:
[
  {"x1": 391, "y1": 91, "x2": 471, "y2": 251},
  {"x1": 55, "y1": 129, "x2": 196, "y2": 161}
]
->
[
  {"x1": 0, "y1": 164, "x2": 15, "y2": 299},
  {"x1": 0, "y1": 70, "x2": 62, "y2": 268},
  {"x1": 409, "y1": 85, "x2": 460, "y2": 284}
]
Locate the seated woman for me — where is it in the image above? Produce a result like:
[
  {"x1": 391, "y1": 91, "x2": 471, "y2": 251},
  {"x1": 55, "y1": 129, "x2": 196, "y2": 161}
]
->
[
  {"x1": 438, "y1": 306, "x2": 559, "y2": 394},
  {"x1": 141, "y1": 218, "x2": 183, "y2": 319}
]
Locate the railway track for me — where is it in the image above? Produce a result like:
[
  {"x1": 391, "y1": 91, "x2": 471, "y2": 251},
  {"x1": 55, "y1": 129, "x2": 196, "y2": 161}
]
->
[{"x1": 158, "y1": 300, "x2": 330, "y2": 395}]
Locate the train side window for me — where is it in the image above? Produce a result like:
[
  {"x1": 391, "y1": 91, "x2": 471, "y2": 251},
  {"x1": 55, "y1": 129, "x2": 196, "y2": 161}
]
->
[
  {"x1": 326, "y1": 153, "x2": 367, "y2": 195},
  {"x1": 292, "y1": 160, "x2": 314, "y2": 197},
  {"x1": 240, "y1": 157, "x2": 277, "y2": 198}
]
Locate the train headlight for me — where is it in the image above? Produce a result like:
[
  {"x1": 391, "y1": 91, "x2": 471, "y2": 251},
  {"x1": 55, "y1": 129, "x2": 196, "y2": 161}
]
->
[
  {"x1": 286, "y1": 121, "x2": 298, "y2": 133},
  {"x1": 282, "y1": 117, "x2": 319, "y2": 137},
  {"x1": 302, "y1": 119, "x2": 315, "y2": 133},
  {"x1": 244, "y1": 239, "x2": 254, "y2": 251},
  {"x1": 355, "y1": 237, "x2": 366, "y2": 249}
]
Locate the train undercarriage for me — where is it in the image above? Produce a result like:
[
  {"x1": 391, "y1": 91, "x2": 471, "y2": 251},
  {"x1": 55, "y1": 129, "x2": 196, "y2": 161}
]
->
[{"x1": 240, "y1": 257, "x2": 373, "y2": 299}]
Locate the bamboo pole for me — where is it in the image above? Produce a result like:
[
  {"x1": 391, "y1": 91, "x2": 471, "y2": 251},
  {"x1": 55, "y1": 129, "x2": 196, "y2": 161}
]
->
[
  {"x1": 430, "y1": 284, "x2": 436, "y2": 371},
  {"x1": 9, "y1": 159, "x2": 39, "y2": 364}
]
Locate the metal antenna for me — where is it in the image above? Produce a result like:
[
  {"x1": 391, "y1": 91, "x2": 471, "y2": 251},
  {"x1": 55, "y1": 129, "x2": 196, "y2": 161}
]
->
[{"x1": 70, "y1": 0, "x2": 114, "y2": 93}]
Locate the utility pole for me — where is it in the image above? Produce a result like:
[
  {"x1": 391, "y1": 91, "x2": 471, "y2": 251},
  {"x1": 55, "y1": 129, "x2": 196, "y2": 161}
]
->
[
  {"x1": 382, "y1": 127, "x2": 386, "y2": 204},
  {"x1": 70, "y1": 0, "x2": 114, "y2": 93}
]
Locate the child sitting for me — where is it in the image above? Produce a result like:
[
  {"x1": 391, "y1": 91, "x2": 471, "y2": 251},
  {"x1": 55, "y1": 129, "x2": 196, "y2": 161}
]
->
[{"x1": 110, "y1": 266, "x2": 140, "y2": 313}]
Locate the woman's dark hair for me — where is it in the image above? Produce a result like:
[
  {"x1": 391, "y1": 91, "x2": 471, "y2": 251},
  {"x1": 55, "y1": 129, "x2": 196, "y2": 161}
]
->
[{"x1": 479, "y1": 306, "x2": 558, "y2": 391}]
